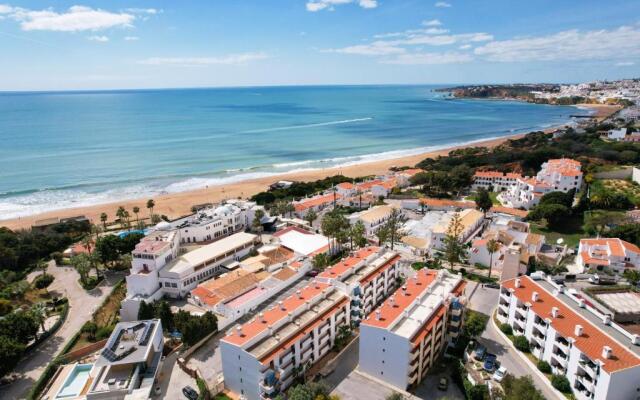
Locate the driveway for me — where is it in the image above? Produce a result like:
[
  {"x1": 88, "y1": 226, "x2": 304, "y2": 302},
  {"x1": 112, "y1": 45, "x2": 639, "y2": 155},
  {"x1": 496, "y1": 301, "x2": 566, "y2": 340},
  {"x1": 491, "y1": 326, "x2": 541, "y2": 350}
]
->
[
  {"x1": 0, "y1": 262, "x2": 121, "y2": 400},
  {"x1": 156, "y1": 352, "x2": 198, "y2": 400},
  {"x1": 466, "y1": 281, "x2": 499, "y2": 316},
  {"x1": 187, "y1": 333, "x2": 223, "y2": 387}
]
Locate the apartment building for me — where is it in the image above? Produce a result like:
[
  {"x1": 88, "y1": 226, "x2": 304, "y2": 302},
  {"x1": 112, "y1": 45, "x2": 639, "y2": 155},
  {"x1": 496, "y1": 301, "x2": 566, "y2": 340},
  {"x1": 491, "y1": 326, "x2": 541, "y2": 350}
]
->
[
  {"x1": 359, "y1": 269, "x2": 466, "y2": 391},
  {"x1": 348, "y1": 205, "x2": 396, "y2": 236},
  {"x1": 431, "y1": 208, "x2": 484, "y2": 251},
  {"x1": 44, "y1": 319, "x2": 164, "y2": 400},
  {"x1": 169, "y1": 200, "x2": 265, "y2": 244},
  {"x1": 293, "y1": 192, "x2": 340, "y2": 219},
  {"x1": 121, "y1": 231, "x2": 260, "y2": 320},
  {"x1": 316, "y1": 246, "x2": 401, "y2": 322},
  {"x1": 498, "y1": 276, "x2": 640, "y2": 400},
  {"x1": 472, "y1": 171, "x2": 523, "y2": 192},
  {"x1": 576, "y1": 238, "x2": 640, "y2": 273},
  {"x1": 220, "y1": 281, "x2": 351, "y2": 400}
]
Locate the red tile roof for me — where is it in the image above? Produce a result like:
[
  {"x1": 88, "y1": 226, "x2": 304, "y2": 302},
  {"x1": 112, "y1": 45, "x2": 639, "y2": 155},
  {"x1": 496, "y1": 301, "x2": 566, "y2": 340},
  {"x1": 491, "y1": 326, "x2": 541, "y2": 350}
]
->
[
  {"x1": 419, "y1": 198, "x2": 475, "y2": 209},
  {"x1": 293, "y1": 193, "x2": 340, "y2": 212},
  {"x1": 502, "y1": 276, "x2": 640, "y2": 373},
  {"x1": 318, "y1": 246, "x2": 380, "y2": 280}
]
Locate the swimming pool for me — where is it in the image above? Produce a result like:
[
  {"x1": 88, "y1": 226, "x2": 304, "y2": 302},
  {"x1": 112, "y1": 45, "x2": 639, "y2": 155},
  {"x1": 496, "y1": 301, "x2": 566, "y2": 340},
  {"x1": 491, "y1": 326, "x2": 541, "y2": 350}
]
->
[{"x1": 56, "y1": 364, "x2": 92, "y2": 399}]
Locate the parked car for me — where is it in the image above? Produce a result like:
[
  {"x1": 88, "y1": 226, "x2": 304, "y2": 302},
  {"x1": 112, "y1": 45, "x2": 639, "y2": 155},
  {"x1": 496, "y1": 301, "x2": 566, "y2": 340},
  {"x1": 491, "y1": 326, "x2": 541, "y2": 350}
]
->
[
  {"x1": 473, "y1": 344, "x2": 487, "y2": 361},
  {"x1": 589, "y1": 274, "x2": 618, "y2": 285},
  {"x1": 483, "y1": 354, "x2": 497, "y2": 371},
  {"x1": 492, "y1": 366, "x2": 507, "y2": 382},
  {"x1": 306, "y1": 270, "x2": 319, "y2": 277},
  {"x1": 182, "y1": 386, "x2": 198, "y2": 400},
  {"x1": 484, "y1": 282, "x2": 500, "y2": 289},
  {"x1": 438, "y1": 377, "x2": 449, "y2": 391}
]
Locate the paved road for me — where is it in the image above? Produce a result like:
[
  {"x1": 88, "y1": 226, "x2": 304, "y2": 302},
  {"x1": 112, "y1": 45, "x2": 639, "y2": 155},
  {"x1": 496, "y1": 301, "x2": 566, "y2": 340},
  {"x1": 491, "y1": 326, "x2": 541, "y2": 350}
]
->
[
  {"x1": 156, "y1": 352, "x2": 199, "y2": 400},
  {"x1": 465, "y1": 281, "x2": 499, "y2": 315},
  {"x1": 0, "y1": 263, "x2": 121, "y2": 400}
]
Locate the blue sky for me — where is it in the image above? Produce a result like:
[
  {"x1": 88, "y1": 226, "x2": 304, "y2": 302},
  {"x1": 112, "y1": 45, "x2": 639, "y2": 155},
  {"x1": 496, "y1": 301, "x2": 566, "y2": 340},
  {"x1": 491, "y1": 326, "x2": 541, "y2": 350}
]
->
[{"x1": 1, "y1": 0, "x2": 640, "y2": 90}]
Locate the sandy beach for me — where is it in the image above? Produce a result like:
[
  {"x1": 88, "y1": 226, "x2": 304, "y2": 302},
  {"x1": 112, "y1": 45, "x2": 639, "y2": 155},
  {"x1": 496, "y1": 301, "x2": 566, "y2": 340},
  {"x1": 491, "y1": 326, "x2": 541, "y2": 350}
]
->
[{"x1": 0, "y1": 103, "x2": 620, "y2": 231}]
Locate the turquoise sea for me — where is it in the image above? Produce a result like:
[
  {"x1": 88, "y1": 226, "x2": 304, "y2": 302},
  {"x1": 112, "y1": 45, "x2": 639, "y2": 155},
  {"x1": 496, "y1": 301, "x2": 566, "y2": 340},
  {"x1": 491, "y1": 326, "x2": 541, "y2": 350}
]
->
[{"x1": 0, "y1": 85, "x2": 589, "y2": 220}]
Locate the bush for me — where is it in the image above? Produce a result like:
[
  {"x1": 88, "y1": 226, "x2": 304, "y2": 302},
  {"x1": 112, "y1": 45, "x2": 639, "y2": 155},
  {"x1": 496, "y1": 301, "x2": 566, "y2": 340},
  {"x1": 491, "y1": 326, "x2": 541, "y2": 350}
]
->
[
  {"x1": 96, "y1": 325, "x2": 115, "y2": 340},
  {"x1": 80, "y1": 276, "x2": 100, "y2": 290},
  {"x1": 513, "y1": 335, "x2": 530, "y2": 352},
  {"x1": 551, "y1": 374, "x2": 572, "y2": 393},
  {"x1": 499, "y1": 323, "x2": 513, "y2": 335},
  {"x1": 0, "y1": 299, "x2": 13, "y2": 316},
  {"x1": 50, "y1": 251, "x2": 63, "y2": 265},
  {"x1": 33, "y1": 274, "x2": 54, "y2": 289},
  {"x1": 537, "y1": 360, "x2": 552, "y2": 374}
]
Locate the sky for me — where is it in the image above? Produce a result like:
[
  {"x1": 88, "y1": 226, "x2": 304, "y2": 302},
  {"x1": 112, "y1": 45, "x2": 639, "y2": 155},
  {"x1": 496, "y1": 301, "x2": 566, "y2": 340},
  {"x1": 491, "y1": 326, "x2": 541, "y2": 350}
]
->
[{"x1": 1, "y1": 0, "x2": 640, "y2": 90}]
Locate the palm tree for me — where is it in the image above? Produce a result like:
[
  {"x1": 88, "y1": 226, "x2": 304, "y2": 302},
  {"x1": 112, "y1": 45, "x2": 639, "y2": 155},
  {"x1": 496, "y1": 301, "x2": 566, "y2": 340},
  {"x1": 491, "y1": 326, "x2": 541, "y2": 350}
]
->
[
  {"x1": 38, "y1": 258, "x2": 48, "y2": 279},
  {"x1": 252, "y1": 209, "x2": 265, "y2": 240},
  {"x1": 304, "y1": 209, "x2": 318, "y2": 228},
  {"x1": 100, "y1": 212, "x2": 108, "y2": 230},
  {"x1": 116, "y1": 206, "x2": 126, "y2": 227},
  {"x1": 31, "y1": 303, "x2": 47, "y2": 333},
  {"x1": 486, "y1": 238, "x2": 500, "y2": 279},
  {"x1": 71, "y1": 254, "x2": 90, "y2": 286},
  {"x1": 133, "y1": 206, "x2": 140, "y2": 227},
  {"x1": 146, "y1": 199, "x2": 155, "y2": 221}
]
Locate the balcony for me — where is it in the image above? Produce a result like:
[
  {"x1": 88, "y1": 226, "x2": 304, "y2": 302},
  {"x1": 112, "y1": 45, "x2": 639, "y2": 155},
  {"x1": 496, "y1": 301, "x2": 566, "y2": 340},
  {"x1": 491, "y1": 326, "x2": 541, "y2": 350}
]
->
[
  {"x1": 451, "y1": 308, "x2": 462, "y2": 317},
  {"x1": 578, "y1": 358, "x2": 599, "y2": 378},
  {"x1": 555, "y1": 338, "x2": 569, "y2": 353},
  {"x1": 575, "y1": 374, "x2": 595, "y2": 393},
  {"x1": 531, "y1": 334, "x2": 545, "y2": 347},
  {"x1": 533, "y1": 318, "x2": 547, "y2": 332}
]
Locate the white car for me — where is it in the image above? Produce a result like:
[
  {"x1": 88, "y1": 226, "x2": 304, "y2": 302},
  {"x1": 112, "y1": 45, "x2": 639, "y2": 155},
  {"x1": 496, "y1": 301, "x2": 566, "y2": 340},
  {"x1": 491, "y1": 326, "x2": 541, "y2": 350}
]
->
[{"x1": 493, "y1": 366, "x2": 507, "y2": 382}]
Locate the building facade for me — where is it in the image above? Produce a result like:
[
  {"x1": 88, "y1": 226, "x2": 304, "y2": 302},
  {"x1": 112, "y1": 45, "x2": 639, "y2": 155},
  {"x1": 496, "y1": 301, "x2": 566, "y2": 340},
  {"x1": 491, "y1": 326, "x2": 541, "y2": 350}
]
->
[
  {"x1": 576, "y1": 238, "x2": 640, "y2": 273},
  {"x1": 358, "y1": 269, "x2": 466, "y2": 391},
  {"x1": 498, "y1": 276, "x2": 640, "y2": 400}
]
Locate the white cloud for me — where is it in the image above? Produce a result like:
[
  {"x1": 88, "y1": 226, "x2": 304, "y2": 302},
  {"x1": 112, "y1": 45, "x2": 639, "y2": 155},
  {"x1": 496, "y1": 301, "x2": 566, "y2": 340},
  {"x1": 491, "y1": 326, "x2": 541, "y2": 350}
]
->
[
  {"x1": 615, "y1": 61, "x2": 635, "y2": 66},
  {"x1": 475, "y1": 26, "x2": 640, "y2": 62},
  {"x1": 306, "y1": 0, "x2": 377, "y2": 12},
  {"x1": 459, "y1": 44, "x2": 472, "y2": 50},
  {"x1": 87, "y1": 35, "x2": 109, "y2": 42},
  {"x1": 124, "y1": 8, "x2": 160, "y2": 15},
  {"x1": 124, "y1": 36, "x2": 139, "y2": 41},
  {"x1": 422, "y1": 19, "x2": 442, "y2": 27},
  {"x1": 0, "y1": 4, "x2": 14, "y2": 14},
  {"x1": 434, "y1": 2, "x2": 452, "y2": 8},
  {"x1": 6, "y1": 5, "x2": 134, "y2": 32},
  {"x1": 383, "y1": 32, "x2": 492, "y2": 47},
  {"x1": 326, "y1": 42, "x2": 405, "y2": 56},
  {"x1": 383, "y1": 51, "x2": 472, "y2": 65},
  {"x1": 138, "y1": 53, "x2": 269, "y2": 67}
]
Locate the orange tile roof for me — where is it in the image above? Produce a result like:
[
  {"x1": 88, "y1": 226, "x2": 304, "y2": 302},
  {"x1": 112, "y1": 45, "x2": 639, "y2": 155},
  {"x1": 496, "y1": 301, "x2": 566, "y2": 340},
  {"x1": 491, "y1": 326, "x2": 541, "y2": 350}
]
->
[
  {"x1": 411, "y1": 306, "x2": 446, "y2": 346},
  {"x1": 361, "y1": 269, "x2": 438, "y2": 329},
  {"x1": 474, "y1": 170, "x2": 523, "y2": 180},
  {"x1": 490, "y1": 206, "x2": 528, "y2": 218},
  {"x1": 273, "y1": 267, "x2": 297, "y2": 281},
  {"x1": 190, "y1": 270, "x2": 260, "y2": 306},
  {"x1": 502, "y1": 276, "x2": 640, "y2": 373},
  {"x1": 294, "y1": 193, "x2": 341, "y2": 212},
  {"x1": 419, "y1": 197, "x2": 476, "y2": 209},
  {"x1": 359, "y1": 254, "x2": 401, "y2": 285},
  {"x1": 357, "y1": 179, "x2": 384, "y2": 191},
  {"x1": 318, "y1": 246, "x2": 380, "y2": 280},
  {"x1": 221, "y1": 281, "x2": 331, "y2": 346},
  {"x1": 337, "y1": 182, "x2": 354, "y2": 190},
  {"x1": 580, "y1": 238, "x2": 640, "y2": 258},
  {"x1": 259, "y1": 297, "x2": 349, "y2": 365}
]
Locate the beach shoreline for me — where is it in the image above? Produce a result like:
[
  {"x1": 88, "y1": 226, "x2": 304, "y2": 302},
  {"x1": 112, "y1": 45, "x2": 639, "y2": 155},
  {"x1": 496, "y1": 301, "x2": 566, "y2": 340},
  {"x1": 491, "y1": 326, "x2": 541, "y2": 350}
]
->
[{"x1": 0, "y1": 103, "x2": 619, "y2": 231}]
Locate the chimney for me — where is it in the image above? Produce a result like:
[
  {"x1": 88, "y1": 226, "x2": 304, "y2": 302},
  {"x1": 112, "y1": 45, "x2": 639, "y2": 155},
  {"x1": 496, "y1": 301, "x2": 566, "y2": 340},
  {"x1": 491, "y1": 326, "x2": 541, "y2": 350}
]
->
[
  {"x1": 574, "y1": 325, "x2": 583, "y2": 337},
  {"x1": 279, "y1": 301, "x2": 285, "y2": 311},
  {"x1": 236, "y1": 326, "x2": 243, "y2": 337},
  {"x1": 296, "y1": 290, "x2": 302, "y2": 299},
  {"x1": 632, "y1": 334, "x2": 640, "y2": 345},
  {"x1": 602, "y1": 346, "x2": 612, "y2": 359},
  {"x1": 531, "y1": 291, "x2": 539, "y2": 302},
  {"x1": 551, "y1": 307, "x2": 559, "y2": 318},
  {"x1": 402, "y1": 286, "x2": 407, "y2": 295},
  {"x1": 375, "y1": 310, "x2": 381, "y2": 321},
  {"x1": 515, "y1": 278, "x2": 521, "y2": 288},
  {"x1": 603, "y1": 315, "x2": 611, "y2": 325},
  {"x1": 578, "y1": 299, "x2": 585, "y2": 308},
  {"x1": 390, "y1": 296, "x2": 396, "y2": 307},
  {"x1": 314, "y1": 279, "x2": 320, "y2": 289},
  {"x1": 259, "y1": 312, "x2": 265, "y2": 323}
]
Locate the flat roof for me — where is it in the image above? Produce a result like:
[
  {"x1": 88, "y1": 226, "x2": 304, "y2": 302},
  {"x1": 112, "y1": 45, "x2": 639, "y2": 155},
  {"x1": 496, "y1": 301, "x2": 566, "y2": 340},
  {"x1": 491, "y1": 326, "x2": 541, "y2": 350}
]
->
[
  {"x1": 353, "y1": 205, "x2": 394, "y2": 224},
  {"x1": 596, "y1": 291, "x2": 640, "y2": 315},
  {"x1": 96, "y1": 319, "x2": 160, "y2": 367},
  {"x1": 274, "y1": 227, "x2": 328, "y2": 256},
  {"x1": 503, "y1": 277, "x2": 640, "y2": 373},
  {"x1": 164, "y1": 232, "x2": 257, "y2": 274}
]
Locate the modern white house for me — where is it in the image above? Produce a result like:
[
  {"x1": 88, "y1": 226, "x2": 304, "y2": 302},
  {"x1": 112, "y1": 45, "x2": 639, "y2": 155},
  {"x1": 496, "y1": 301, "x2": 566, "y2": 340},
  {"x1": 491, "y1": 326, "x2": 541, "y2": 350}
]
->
[
  {"x1": 602, "y1": 128, "x2": 628, "y2": 141},
  {"x1": 576, "y1": 238, "x2": 640, "y2": 273},
  {"x1": 44, "y1": 319, "x2": 164, "y2": 400},
  {"x1": 498, "y1": 276, "x2": 640, "y2": 400},
  {"x1": 121, "y1": 231, "x2": 260, "y2": 321},
  {"x1": 358, "y1": 269, "x2": 466, "y2": 391}
]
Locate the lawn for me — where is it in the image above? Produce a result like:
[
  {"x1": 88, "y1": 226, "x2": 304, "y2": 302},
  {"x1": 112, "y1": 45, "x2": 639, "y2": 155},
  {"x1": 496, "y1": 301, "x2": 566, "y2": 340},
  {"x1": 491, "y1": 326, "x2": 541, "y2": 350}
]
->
[
  {"x1": 465, "y1": 191, "x2": 500, "y2": 205},
  {"x1": 530, "y1": 213, "x2": 586, "y2": 248},
  {"x1": 600, "y1": 179, "x2": 640, "y2": 206}
]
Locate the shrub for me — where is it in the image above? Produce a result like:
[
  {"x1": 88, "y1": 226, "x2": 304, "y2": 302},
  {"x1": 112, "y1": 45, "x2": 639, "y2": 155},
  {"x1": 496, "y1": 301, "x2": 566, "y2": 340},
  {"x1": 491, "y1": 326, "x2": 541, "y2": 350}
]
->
[
  {"x1": 551, "y1": 374, "x2": 572, "y2": 393},
  {"x1": 96, "y1": 325, "x2": 115, "y2": 340},
  {"x1": 33, "y1": 274, "x2": 54, "y2": 289},
  {"x1": 537, "y1": 360, "x2": 552, "y2": 374},
  {"x1": 513, "y1": 335, "x2": 530, "y2": 352},
  {"x1": 50, "y1": 251, "x2": 64, "y2": 265},
  {"x1": 0, "y1": 299, "x2": 13, "y2": 316},
  {"x1": 499, "y1": 323, "x2": 513, "y2": 335}
]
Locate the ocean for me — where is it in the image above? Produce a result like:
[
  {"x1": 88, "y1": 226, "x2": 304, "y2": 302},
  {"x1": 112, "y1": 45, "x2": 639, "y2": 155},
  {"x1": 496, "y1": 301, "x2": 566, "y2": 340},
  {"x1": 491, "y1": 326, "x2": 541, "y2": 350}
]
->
[{"x1": 0, "y1": 85, "x2": 589, "y2": 220}]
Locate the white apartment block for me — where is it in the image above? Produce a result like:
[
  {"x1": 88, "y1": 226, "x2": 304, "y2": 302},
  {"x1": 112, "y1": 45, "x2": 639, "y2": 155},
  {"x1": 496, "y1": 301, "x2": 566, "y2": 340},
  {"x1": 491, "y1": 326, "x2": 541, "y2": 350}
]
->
[
  {"x1": 359, "y1": 269, "x2": 466, "y2": 391},
  {"x1": 472, "y1": 171, "x2": 523, "y2": 192},
  {"x1": 348, "y1": 205, "x2": 396, "y2": 236},
  {"x1": 220, "y1": 281, "x2": 351, "y2": 400},
  {"x1": 317, "y1": 246, "x2": 401, "y2": 323},
  {"x1": 498, "y1": 276, "x2": 640, "y2": 400},
  {"x1": 431, "y1": 208, "x2": 485, "y2": 251},
  {"x1": 121, "y1": 231, "x2": 260, "y2": 321},
  {"x1": 169, "y1": 200, "x2": 265, "y2": 244},
  {"x1": 491, "y1": 158, "x2": 583, "y2": 210},
  {"x1": 576, "y1": 238, "x2": 640, "y2": 274}
]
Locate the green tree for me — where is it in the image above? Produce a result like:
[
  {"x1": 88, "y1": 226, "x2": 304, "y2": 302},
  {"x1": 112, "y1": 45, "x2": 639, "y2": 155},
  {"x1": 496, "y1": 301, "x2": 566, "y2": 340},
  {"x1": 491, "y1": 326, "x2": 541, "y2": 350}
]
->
[
  {"x1": 321, "y1": 211, "x2": 349, "y2": 253},
  {"x1": 95, "y1": 235, "x2": 121, "y2": 267},
  {"x1": 551, "y1": 374, "x2": 572, "y2": 393},
  {"x1": 624, "y1": 269, "x2": 640, "y2": 285},
  {"x1": 71, "y1": 254, "x2": 91, "y2": 285},
  {"x1": 137, "y1": 301, "x2": 156, "y2": 320},
  {"x1": 100, "y1": 212, "x2": 108, "y2": 230},
  {"x1": 31, "y1": 302, "x2": 48, "y2": 333},
  {"x1": 349, "y1": 220, "x2": 367, "y2": 248},
  {"x1": 443, "y1": 213, "x2": 466, "y2": 271},
  {"x1": 513, "y1": 335, "x2": 530, "y2": 352},
  {"x1": 0, "y1": 311, "x2": 39, "y2": 344},
  {"x1": 132, "y1": 206, "x2": 140, "y2": 226},
  {"x1": 382, "y1": 208, "x2": 407, "y2": 250},
  {"x1": 462, "y1": 310, "x2": 489, "y2": 338},
  {"x1": 0, "y1": 336, "x2": 25, "y2": 378},
  {"x1": 475, "y1": 188, "x2": 493, "y2": 213},
  {"x1": 527, "y1": 203, "x2": 571, "y2": 230},
  {"x1": 252, "y1": 209, "x2": 265, "y2": 238},
  {"x1": 304, "y1": 209, "x2": 318, "y2": 227},
  {"x1": 537, "y1": 360, "x2": 551, "y2": 374},
  {"x1": 312, "y1": 253, "x2": 329, "y2": 271},
  {"x1": 287, "y1": 382, "x2": 330, "y2": 400},
  {"x1": 502, "y1": 375, "x2": 545, "y2": 400},
  {"x1": 146, "y1": 199, "x2": 155, "y2": 221},
  {"x1": 82, "y1": 321, "x2": 98, "y2": 341},
  {"x1": 486, "y1": 238, "x2": 500, "y2": 279}
]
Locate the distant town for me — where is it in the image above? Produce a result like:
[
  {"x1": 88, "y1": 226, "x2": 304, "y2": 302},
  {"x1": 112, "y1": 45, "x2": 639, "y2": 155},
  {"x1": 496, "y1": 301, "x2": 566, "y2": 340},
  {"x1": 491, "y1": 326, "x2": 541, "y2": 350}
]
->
[{"x1": 2, "y1": 77, "x2": 640, "y2": 400}]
